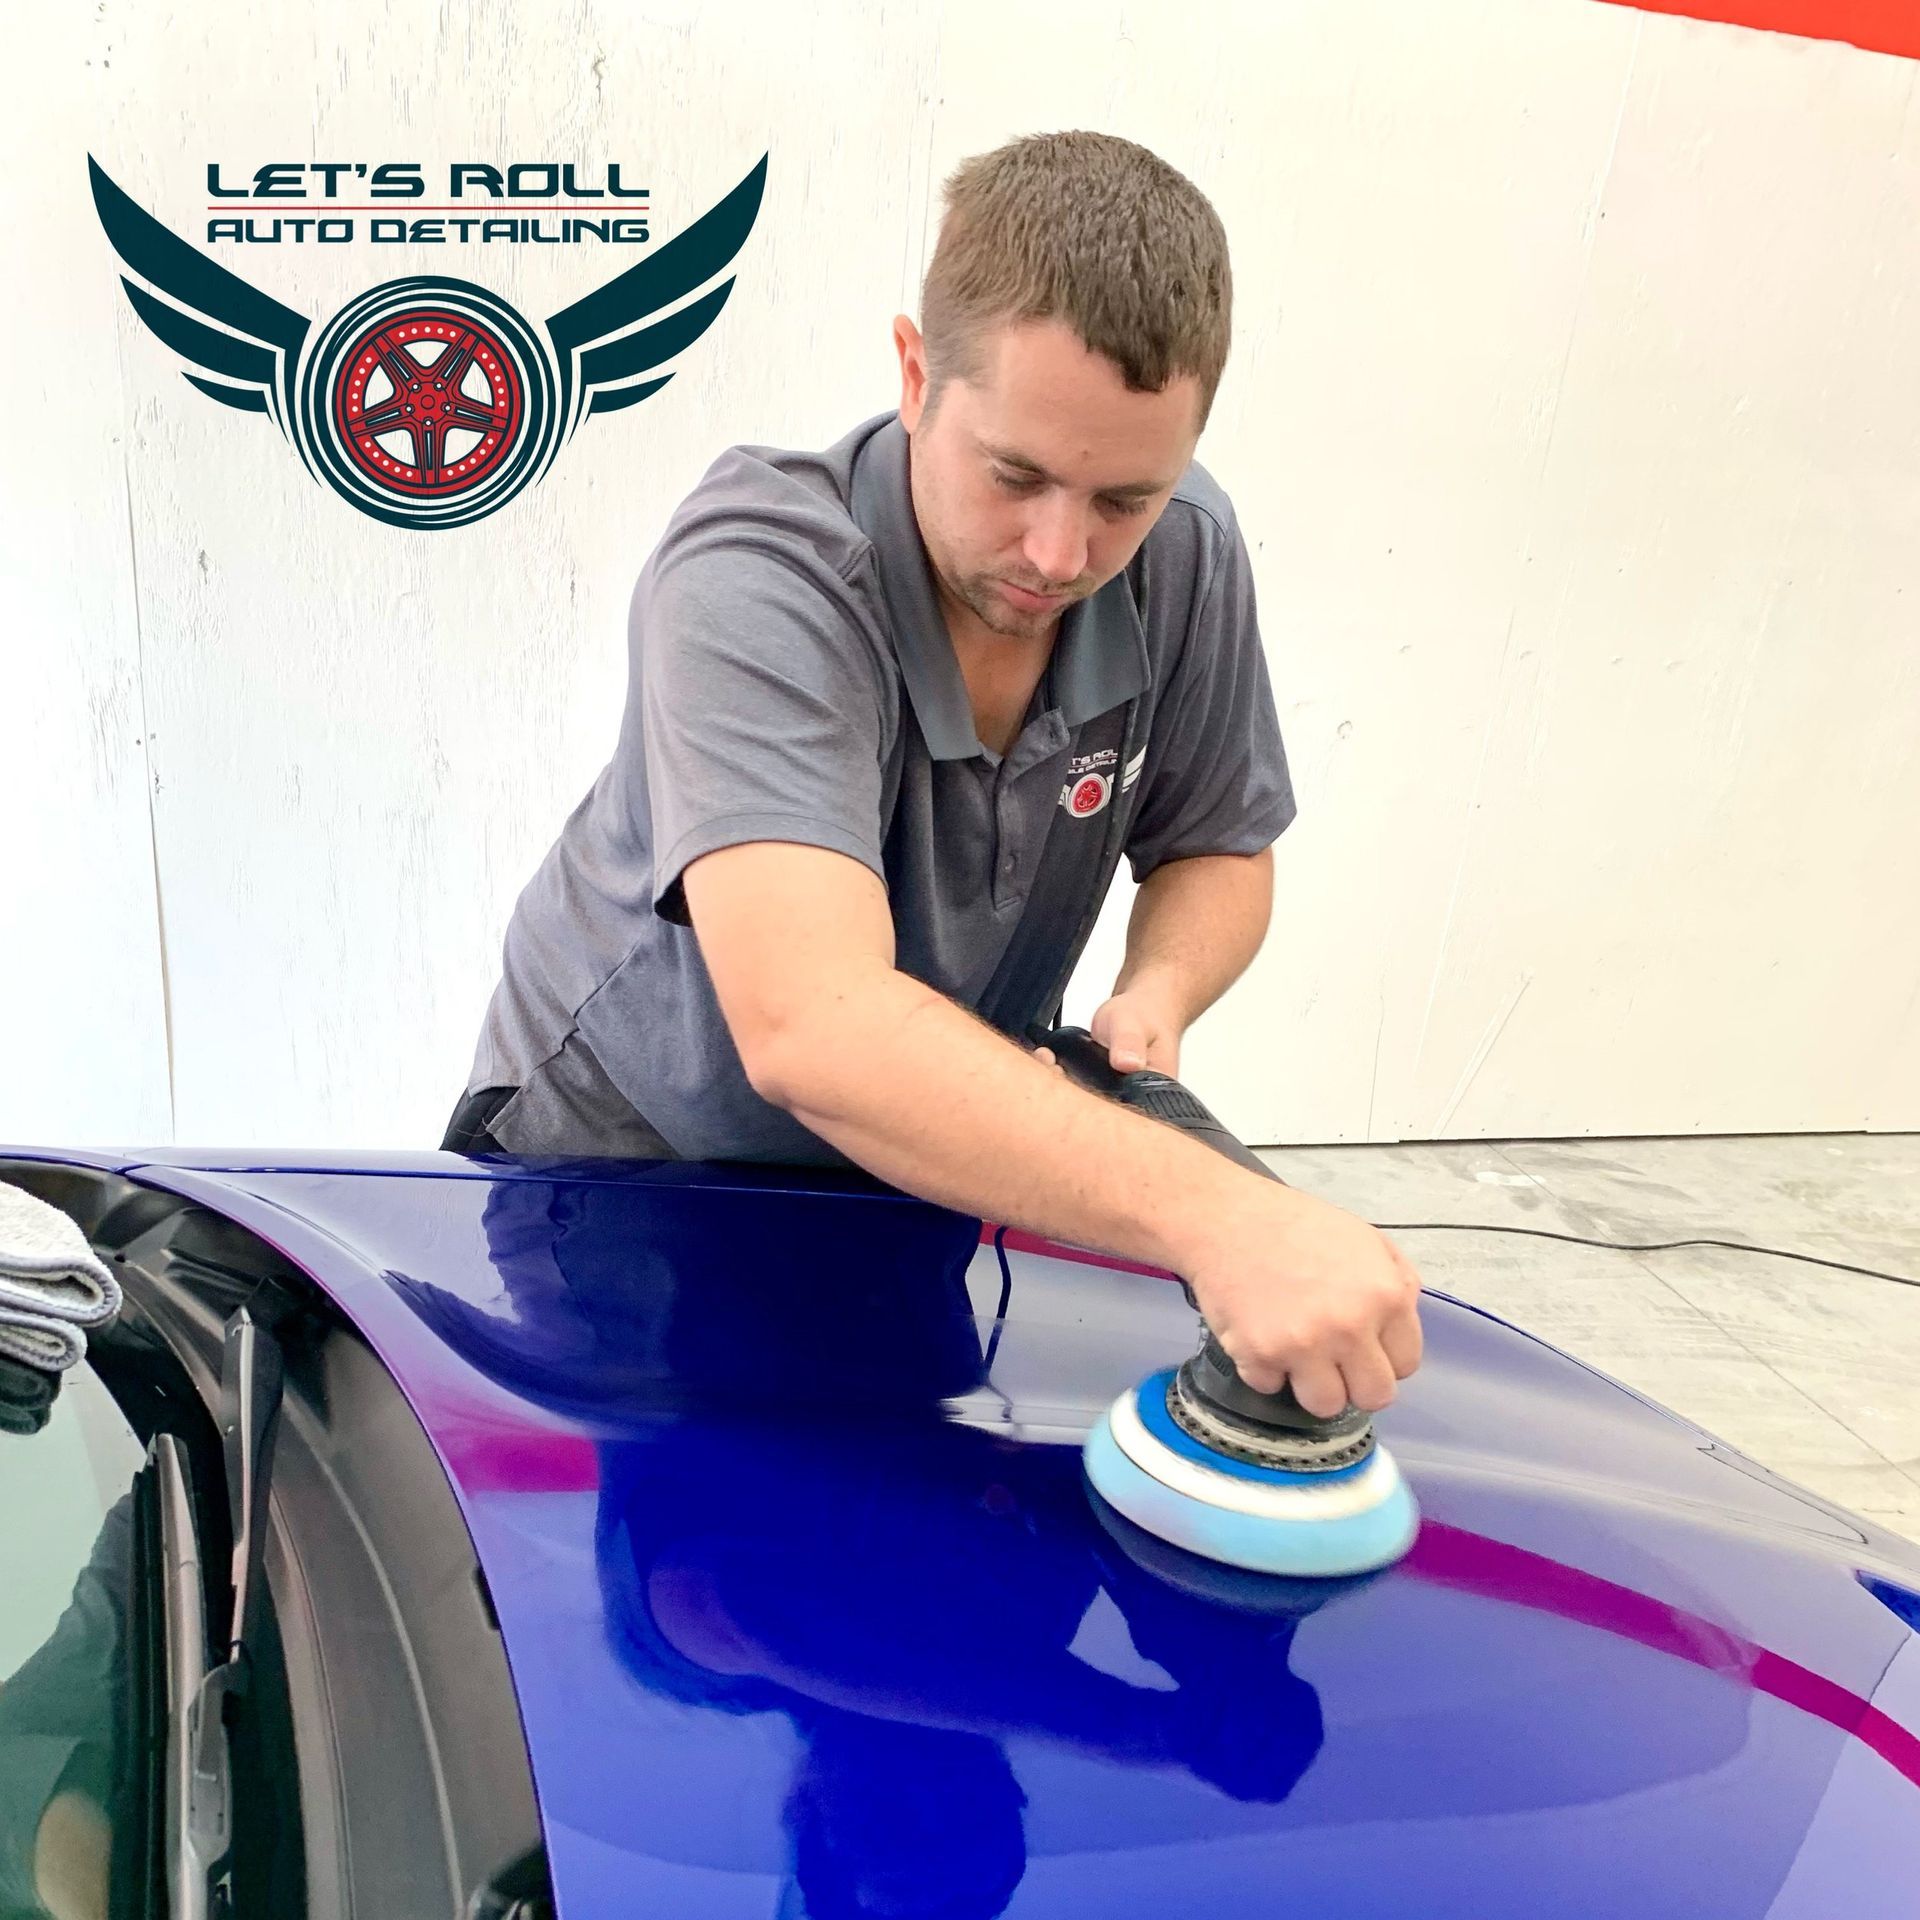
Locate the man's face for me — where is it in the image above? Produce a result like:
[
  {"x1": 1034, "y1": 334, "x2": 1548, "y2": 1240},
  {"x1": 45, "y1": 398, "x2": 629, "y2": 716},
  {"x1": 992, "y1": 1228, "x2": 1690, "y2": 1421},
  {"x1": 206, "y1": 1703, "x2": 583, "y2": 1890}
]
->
[{"x1": 896, "y1": 315, "x2": 1204, "y2": 643}]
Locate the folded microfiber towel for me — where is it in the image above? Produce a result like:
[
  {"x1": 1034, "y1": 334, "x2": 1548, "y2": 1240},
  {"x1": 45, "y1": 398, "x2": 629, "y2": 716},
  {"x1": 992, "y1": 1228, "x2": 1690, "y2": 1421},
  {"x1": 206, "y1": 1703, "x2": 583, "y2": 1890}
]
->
[{"x1": 0, "y1": 1182, "x2": 122, "y2": 1373}]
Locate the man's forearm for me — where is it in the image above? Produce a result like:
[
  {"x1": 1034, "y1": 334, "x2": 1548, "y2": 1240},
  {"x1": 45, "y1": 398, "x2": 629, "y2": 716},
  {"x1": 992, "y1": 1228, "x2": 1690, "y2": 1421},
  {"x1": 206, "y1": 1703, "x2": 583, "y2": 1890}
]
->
[
  {"x1": 690, "y1": 839, "x2": 1417, "y2": 1415},
  {"x1": 753, "y1": 962, "x2": 1286, "y2": 1273},
  {"x1": 1113, "y1": 850, "x2": 1273, "y2": 1028}
]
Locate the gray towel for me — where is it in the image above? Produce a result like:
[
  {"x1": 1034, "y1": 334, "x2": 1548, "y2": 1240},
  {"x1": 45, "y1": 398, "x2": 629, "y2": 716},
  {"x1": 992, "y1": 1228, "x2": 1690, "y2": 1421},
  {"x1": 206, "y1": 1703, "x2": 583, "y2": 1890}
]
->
[
  {"x1": 0, "y1": 1355, "x2": 57, "y2": 1435},
  {"x1": 0, "y1": 1182, "x2": 123, "y2": 1373}
]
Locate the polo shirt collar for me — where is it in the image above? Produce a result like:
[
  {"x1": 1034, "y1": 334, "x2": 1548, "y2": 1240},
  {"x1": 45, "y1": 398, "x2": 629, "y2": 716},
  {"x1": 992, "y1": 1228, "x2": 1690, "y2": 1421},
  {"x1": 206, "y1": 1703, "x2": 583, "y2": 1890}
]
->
[{"x1": 849, "y1": 413, "x2": 1148, "y2": 762}]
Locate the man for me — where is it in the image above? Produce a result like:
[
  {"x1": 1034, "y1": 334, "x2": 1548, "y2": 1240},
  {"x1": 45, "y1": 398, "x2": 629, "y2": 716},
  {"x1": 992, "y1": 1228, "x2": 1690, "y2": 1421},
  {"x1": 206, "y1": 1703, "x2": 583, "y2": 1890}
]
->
[{"x1": 444, "y1": 131, "x2": 1422, "y2": 1420}]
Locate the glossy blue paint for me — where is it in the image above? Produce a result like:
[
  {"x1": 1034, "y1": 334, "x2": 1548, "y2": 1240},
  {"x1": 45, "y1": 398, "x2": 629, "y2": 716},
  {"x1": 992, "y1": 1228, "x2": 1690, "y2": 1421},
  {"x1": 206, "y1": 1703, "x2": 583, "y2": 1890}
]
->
[{"x1": 8, "y1": 1143, "x2": 1920, "y2": 1918}]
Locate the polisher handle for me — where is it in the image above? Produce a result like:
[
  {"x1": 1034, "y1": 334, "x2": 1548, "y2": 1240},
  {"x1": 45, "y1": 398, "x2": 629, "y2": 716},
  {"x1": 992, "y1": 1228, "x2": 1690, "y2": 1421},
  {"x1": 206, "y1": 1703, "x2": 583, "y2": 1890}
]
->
[{"x1": 1028, "y1": 1023, "x2": 1339, "y2": 1435}]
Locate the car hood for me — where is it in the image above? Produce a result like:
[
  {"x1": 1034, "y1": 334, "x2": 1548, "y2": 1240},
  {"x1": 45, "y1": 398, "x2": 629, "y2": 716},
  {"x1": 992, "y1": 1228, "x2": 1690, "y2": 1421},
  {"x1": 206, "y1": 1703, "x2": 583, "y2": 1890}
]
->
[{"x1": 18, "y1": 1145, "x2": 1920, "y2": 1919}]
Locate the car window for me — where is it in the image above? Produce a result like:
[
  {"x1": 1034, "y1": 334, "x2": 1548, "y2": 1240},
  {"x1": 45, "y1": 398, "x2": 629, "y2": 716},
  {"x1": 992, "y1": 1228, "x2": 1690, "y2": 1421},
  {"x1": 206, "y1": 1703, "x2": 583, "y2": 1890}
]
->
[{"x1": 0, "y1": 1357, "x2": 150, "y2": 1920}]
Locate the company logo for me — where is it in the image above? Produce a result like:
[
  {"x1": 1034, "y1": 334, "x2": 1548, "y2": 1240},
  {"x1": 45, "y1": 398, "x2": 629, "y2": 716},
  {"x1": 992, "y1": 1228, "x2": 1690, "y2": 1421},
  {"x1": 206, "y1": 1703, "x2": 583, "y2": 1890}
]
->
[
  {"x1": 88, "y1": 152, "x2": 766, "y2": 530},
  {"x1": 1059, "y1": 748, "x2": 1119, "y2": 818},
  {"x1": 1063, "y1": 777, "x2": 1112, "y2": 821}
]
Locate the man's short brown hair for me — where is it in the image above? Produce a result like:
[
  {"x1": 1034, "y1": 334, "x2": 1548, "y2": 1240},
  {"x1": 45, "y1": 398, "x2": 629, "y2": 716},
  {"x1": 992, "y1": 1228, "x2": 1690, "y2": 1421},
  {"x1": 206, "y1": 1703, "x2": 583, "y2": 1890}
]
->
[{"x1": 919, "y1": 130, "x2": 1233, "y2": 427}]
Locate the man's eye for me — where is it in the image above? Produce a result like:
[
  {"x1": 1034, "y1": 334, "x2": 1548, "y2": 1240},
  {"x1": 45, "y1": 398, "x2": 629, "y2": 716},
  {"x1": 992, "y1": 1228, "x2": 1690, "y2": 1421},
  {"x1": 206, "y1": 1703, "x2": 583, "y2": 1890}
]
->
[{"x1": 990, "y1": 469, "x2": 1150, "y2": 515}]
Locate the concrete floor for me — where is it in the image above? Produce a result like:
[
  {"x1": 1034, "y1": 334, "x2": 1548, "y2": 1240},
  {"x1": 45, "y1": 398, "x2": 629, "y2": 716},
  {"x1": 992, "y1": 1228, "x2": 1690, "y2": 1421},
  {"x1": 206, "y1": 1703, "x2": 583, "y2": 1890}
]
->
[{"x1": 1254, "y1": 1131, "x2": 1920, "y2": 1548}]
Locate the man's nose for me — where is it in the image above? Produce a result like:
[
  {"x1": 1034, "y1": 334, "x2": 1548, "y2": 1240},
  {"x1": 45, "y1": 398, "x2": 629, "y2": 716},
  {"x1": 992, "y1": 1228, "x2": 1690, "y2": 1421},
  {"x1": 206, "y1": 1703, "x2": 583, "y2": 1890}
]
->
[{"x1": 1021, "y1": 495, "x2": 1089, "y2": 588}]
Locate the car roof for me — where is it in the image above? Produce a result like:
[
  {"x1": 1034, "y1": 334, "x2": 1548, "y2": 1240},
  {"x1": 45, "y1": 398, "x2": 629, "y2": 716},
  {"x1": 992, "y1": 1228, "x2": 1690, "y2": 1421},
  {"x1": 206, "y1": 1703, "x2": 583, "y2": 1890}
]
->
[{"x1": 10, "y1": 1144, "x2": 1920, "y2": 1917}]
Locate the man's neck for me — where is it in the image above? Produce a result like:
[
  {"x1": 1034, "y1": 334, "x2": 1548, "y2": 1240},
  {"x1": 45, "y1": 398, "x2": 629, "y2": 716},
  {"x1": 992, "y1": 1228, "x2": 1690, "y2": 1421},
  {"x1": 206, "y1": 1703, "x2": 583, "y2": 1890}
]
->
[{"x1": 943, "y1": 610, "x2": 1058, "y2": 756}]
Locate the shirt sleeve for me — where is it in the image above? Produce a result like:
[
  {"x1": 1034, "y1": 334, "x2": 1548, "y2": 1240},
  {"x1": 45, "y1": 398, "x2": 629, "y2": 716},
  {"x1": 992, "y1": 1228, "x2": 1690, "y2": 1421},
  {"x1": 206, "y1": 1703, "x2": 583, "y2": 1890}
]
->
[
  {"x1": 1123, "y1": 505, "x2": 1297, "y2": 883},
  {"x1": 640, "y1": 538, "x2": 896, "y2": 926}
]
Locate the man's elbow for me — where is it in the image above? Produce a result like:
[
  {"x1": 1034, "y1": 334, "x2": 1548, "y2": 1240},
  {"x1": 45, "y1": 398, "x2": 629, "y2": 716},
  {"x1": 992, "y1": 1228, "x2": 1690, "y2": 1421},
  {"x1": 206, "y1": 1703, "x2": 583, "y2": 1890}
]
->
[
  {"x1": 679, "y1": 841, "x2": 902, "y2": 1112},
  {"x1": 729, "y1": 961, "x2": 904, "y2": 1116},
  {"x1": 727, "y1": 986, "x2": 848, "y2": 1114},
  {"x1": 735, "y1": 1014, "x2": 805, "y2": 1111}
]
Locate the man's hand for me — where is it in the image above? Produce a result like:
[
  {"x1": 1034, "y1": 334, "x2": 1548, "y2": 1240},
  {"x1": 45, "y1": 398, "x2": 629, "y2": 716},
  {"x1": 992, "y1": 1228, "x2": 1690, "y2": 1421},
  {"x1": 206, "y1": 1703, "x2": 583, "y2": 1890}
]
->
[
  {"x1": 1031, "y1": 851, "x2": 1273, "y2": 1079},
  {"x1": 1027, "y1": 990, "x2": 1423, "y2": 1418},
  {"x1": 1089, "y1": 987, "x2": 1183, "y2": 1074},
  {"x1": 1033, "y1": 986, "x2": 1185, "y2": 1076},
  {"x1": 1177, "y1": 1189, "x2": 1424, "y2": 1419}
]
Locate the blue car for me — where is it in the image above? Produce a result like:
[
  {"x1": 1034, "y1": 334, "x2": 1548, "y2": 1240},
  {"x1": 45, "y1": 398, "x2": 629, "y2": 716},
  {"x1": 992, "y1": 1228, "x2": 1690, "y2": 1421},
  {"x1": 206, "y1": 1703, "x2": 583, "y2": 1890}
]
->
[{"x1": 3, "y1": 1138, "x2": 1918, "y2": 1919}]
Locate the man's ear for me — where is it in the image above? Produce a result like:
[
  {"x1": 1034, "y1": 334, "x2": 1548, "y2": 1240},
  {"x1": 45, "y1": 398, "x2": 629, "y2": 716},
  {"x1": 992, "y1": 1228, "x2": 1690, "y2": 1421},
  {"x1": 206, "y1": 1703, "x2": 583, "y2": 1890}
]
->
[{"x1": 893, "y1": 314, "x2": 930, "y2": 431}]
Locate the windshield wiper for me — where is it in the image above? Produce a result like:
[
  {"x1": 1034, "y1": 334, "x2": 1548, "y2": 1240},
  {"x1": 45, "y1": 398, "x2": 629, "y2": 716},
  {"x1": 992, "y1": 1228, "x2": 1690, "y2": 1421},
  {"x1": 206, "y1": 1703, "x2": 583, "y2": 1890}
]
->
[
  {"x1": 213, "y1": 1306, "x2": 284, "y2": 1697},
  {"x1": 150, "y1": 1432, "x2": 231, "y2": 1920},
  {"x1": 148, "y1": 1306, "x2": 286, "y2": 1918}
]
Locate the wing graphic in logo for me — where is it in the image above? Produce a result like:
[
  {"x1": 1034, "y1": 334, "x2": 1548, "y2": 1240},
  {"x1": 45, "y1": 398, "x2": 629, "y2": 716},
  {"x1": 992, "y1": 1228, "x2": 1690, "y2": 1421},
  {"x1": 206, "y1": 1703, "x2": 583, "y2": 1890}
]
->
[
  {"x1": 89, "y1": 153, "x2": 768, "y2": 531},
  {"x1": 88, "y1": 154, "x2": 310, "y2": 437},
  {"x1": 545, "y1": 151, "x2": 767, "y2": 439}
]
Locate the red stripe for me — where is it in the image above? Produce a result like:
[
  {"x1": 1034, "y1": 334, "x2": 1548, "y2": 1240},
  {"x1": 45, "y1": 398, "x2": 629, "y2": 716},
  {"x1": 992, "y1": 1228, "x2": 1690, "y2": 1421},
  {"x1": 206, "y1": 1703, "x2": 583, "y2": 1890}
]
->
[
  {"x1": 1409, "y1": 1521, "x2": 1920, "y2": 1789},
  {"x1": 1749, "y1": 1649, "x2": 1920, "y2": 1782},
  {"x1": 1592, "y1": 0, "x2": 1920, "y2": 60},
  {"x1": 978, "y1": 1219, "x2": 1182, "y2": 1282}
]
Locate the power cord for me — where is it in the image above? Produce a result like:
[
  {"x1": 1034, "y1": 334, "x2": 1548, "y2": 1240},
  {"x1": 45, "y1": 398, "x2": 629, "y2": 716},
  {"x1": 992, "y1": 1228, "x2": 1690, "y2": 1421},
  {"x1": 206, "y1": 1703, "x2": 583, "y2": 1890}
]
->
[
  {"x1": 985, "y1": 1226, "x2": 1014, "y2": 1371},
  {"x1": 1372, "y1": 1222, "x2": 1920, "y2": 1292}
]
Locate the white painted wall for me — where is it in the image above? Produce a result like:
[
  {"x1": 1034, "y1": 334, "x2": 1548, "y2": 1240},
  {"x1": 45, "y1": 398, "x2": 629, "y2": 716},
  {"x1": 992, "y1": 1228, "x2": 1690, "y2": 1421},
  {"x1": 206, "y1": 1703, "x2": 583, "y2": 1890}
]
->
[{"x1": 4, "y1": 0, "x2": 1916, "y2": 1152}]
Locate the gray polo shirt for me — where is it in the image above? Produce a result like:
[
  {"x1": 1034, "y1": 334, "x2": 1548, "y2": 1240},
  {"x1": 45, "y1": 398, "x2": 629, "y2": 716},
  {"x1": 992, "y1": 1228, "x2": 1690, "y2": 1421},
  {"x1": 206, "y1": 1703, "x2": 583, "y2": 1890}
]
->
[{"x1": 464, "y1": 409, "x2": 1294, "y2": 1164}]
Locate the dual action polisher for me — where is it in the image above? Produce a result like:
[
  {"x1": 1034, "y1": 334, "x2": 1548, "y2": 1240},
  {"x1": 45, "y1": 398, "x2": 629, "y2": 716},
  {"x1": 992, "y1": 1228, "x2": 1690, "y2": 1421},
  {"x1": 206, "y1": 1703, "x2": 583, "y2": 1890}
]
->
[{"x1": 1033, "y1": 1026, "x2": 1420, "y2": 1580}]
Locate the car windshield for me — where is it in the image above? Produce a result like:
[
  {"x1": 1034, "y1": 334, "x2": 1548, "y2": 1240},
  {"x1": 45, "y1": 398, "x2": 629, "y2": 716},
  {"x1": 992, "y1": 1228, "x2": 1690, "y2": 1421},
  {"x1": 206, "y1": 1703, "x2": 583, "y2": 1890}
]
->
[{"x1": 0, "y1": 1355, "x2": 153, "y2": 1920}]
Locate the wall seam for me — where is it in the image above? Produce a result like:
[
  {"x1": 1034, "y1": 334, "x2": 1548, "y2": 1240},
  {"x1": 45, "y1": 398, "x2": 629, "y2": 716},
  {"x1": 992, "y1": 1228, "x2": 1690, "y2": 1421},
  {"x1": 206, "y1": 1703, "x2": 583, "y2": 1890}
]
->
[
  {"x1": 910, "y1": 21, "x2": 944, "y2": 313},
  {"x1": 118, "y1": 421, "x2": 177, "y2": 1144}
]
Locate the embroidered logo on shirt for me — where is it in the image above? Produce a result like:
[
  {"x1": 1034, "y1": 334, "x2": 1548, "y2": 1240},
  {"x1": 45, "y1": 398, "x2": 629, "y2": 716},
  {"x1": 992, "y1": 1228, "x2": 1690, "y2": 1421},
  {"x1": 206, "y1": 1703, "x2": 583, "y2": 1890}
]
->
[
  {"x1": 1058, "y1": 745, "x2": 1135, "y2": 819},
  {"x1": 1063, "y1": 772, "x2": 1112, "y2": 818}
]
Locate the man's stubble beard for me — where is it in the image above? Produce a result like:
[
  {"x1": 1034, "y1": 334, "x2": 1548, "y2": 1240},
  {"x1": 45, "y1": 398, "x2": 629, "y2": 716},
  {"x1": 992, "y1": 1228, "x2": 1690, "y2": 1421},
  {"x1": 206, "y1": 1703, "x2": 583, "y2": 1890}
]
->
[
  {"x1": 944, "y1": 556, "x2": 1095, "y2": 643},
  {"x1": 958, "y1": 573, "x2": 1052, "y2": 642}
]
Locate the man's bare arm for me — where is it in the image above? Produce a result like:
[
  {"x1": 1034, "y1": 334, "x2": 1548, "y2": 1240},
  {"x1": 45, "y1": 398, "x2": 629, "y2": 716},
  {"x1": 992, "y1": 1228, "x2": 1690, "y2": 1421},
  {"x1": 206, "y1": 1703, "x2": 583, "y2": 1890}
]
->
[
  {"x1": 1113, "y1": 849, "x2": 1273, "y2": 1031},
  {"x1": 1077, "y1": 850, "x2": 1272, "y2": 1074},
  {"x1": 682, "y1": 840, "x2": 1421, "y2": 1418}
]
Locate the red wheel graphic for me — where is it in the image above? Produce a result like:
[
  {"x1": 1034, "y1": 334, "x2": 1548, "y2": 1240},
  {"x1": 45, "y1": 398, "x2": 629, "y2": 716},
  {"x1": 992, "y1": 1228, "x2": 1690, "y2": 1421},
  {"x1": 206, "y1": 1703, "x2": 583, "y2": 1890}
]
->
[
  {"x1": 332, "y1": 308, "x2": 525, "y2": 499},
  {"x1": 1069, "y1": 774, "x2": 1110, "y2": 817}
]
